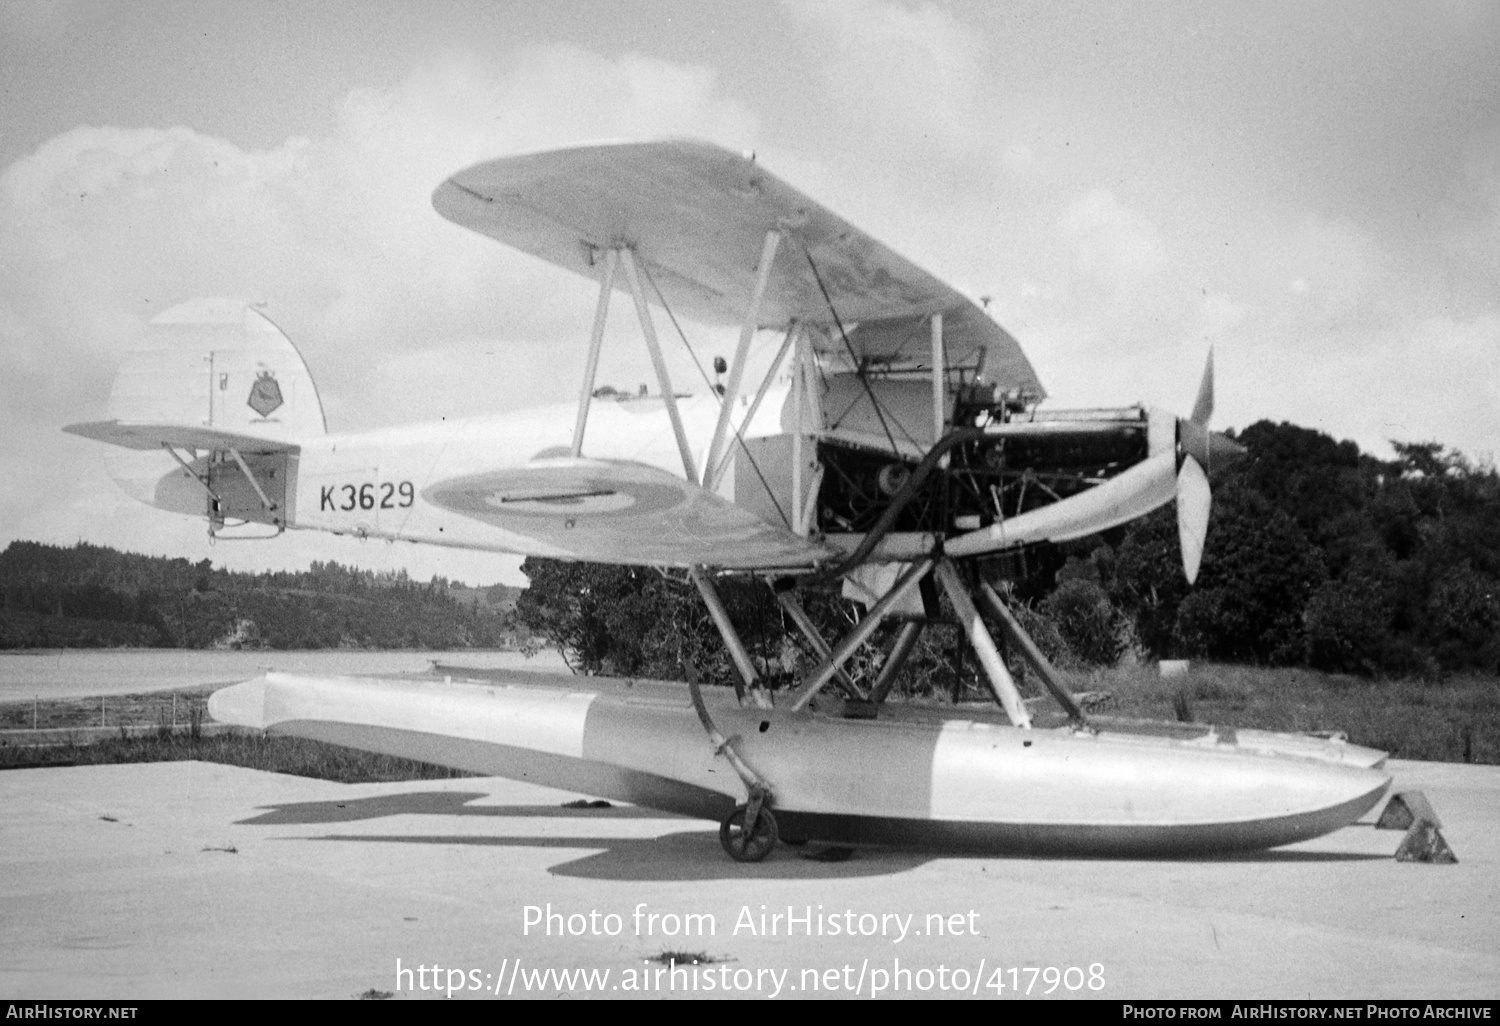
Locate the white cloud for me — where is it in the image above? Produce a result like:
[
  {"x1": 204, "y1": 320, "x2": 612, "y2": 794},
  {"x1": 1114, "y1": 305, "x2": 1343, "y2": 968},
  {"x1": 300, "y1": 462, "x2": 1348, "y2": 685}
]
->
[
  {"x1": 1198, "y1": 291, "x2": 1247, "y2": 337},
  {"x1": 0, "y1": 0, "x2": 93, "y2": 49},
  {"x1": 1239, "y1": 311, "x2": 1500, "y2": 462},
  {"x1": 5, "y1": 22, "x2": 1499, "y2": 586},
  {"x1": 1059, "y1": 188, "x2": 1167, "y2": 280},
  {"x1": 1436, "y1": 124, "x2": 1500, "y2": 298},
  {"x1": 1002, "y1": 142, "x2": 1039, "y2": 175},
  {"x1": 0, "y1": 45, "x2": 761, "y2": 582},
  {"x1": 780, "y1": 0, "x2": 1006, "y2": 176},
  {"x1": 1274, "y1": 214, "x2": 1387, "y2": 327}
]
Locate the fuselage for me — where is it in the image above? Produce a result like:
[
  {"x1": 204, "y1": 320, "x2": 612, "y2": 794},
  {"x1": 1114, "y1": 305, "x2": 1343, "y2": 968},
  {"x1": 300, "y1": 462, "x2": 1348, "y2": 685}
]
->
[
  {"x1": 160, "y1": 387, "x2": 790, "y2": 560},
  {"x1": 149, "y1": 378, "x2": 1189, "y2": 569}
]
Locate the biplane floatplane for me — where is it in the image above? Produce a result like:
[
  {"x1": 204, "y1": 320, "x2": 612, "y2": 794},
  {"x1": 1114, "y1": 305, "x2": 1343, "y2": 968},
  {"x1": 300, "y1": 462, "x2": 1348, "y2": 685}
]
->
[{"x1": 67, "y1": 140, "x2": 1390, "y2": 861}]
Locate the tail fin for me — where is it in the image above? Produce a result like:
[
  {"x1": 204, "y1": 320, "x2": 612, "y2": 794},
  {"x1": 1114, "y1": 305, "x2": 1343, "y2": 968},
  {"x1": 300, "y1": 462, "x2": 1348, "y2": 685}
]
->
[
  {"x1": 66, "y1": 299, "x2": 325, "y2": 531},
  {"x1": 110, "y1": 298, "x2": 325, "y2": 439}
]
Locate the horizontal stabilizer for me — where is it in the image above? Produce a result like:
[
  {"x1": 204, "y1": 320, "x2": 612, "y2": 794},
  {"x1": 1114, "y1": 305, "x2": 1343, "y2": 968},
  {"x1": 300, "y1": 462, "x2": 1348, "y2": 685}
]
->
[{"x1": 63, "y1": 420, "x2": 299, "y2": 455}]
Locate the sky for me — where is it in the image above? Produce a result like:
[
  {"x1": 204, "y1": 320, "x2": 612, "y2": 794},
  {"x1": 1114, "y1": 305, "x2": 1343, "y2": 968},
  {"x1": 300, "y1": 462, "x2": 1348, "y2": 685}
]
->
[{"x1": 2, "y1": 0, "x2": 1497, "y2": 587}]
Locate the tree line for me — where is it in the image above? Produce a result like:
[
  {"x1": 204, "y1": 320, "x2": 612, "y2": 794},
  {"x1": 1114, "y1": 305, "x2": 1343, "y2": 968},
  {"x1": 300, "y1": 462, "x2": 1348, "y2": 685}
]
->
[
  {"x1": 0, "y1": 541, "x2": 525, "y2": 650},
  {"x1": 1099, "y1": 423, "x2": 1499, "y2": 676}
]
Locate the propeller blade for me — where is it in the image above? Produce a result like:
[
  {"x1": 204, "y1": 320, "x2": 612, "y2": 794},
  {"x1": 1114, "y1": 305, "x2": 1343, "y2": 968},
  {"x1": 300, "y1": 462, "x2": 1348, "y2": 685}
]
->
[
  {"x1": 1190, "y1": 348, "x2": 1214, "y2": 426},
  {"x1": 1176, "y1": 454, "x2": 1211, "y2": 584}
]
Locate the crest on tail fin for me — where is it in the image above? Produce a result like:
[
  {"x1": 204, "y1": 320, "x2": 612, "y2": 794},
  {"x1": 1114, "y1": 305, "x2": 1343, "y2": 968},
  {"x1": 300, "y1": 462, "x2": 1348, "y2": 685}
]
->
[{"x1": 247, "y1": 371, "x2": 284, "y2": 418}]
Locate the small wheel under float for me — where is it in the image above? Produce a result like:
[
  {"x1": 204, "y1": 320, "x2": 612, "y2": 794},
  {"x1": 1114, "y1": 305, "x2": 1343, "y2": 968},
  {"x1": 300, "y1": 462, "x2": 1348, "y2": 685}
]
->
[{"x1": 720, "y1": 803, "x2": 778, "y2": 862}]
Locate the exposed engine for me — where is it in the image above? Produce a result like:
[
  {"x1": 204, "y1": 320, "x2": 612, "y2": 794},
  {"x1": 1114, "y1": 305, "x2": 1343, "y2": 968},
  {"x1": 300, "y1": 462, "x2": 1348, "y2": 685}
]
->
[{"x1": 815, "y1": 375, "x2": 1150, "y2": 536}]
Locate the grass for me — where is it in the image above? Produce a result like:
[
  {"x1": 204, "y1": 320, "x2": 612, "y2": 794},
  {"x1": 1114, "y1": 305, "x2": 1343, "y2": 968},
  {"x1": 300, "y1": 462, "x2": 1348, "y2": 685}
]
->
[
  {"x1": 1, "y1": 684, "x2": 476, "y2": 780},
  {"x1": 0, "y1": 727, "x2": 474, "y2": 781},
  {"x1": 1045, "y1": 662, "x2": 1500, "y2": 764},
  {"x1": 0, "y1": 686, "x2": 219, "y2": 731}
]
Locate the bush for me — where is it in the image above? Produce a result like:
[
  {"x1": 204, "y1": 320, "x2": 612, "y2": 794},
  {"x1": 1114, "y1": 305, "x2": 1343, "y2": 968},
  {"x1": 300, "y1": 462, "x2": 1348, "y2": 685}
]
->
[
  {"x1": 1170, "y1": 484, "x2": 1326, "y2": 663},
  {"x1": 516, "y1": 558, "x2": 1003, "y2": 701},
  {"x1": 1302, "y1": 571, "x2": 1394, "y2": 674},
  {"x1": 1040, "y1": 579, "x2": 1123, "y2": 667},
  {"x1": 1425, "y1": 562, "x2": 1500, "y2": 673},
  {"x1": 1107, "y1": 507, "x2": 1190, "y2": 657},
  {"x1": 1007, "y1": 600, "x2": 1076, "y2": 669}
]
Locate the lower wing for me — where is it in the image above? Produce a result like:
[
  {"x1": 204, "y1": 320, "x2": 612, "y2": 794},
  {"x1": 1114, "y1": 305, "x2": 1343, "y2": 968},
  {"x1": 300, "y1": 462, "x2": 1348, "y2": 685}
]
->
[{"x1": 424, "y1": 458, "x2": 831, "y2": 570}]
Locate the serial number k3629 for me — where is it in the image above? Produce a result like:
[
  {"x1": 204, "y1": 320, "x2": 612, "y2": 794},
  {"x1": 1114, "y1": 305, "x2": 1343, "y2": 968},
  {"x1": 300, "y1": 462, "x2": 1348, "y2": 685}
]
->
[{"x1": 319, "y1": 481, "x2": 416, "y2": 512}]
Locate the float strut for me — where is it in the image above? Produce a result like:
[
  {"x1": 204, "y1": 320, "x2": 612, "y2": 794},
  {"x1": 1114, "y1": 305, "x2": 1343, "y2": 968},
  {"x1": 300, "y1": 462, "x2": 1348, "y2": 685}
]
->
[
  {"x1": 868, "y1": 620, "x2": 924, "y2": 705},
  {"x1": 787, "y1": 558, "x2": 934, "y2": 712},
  {"x1": 775, "y1": 591, "x2": 867, "y2": 700},
  {"x1": 976, "y1": 581, "x2": 1092, "y2": 729},
  {"x1": 934, "y1": 558, "x2": 1032, "y2": 728},
  {"x1": 688, "y1": 567, "x2": 772, "y2": 708}
]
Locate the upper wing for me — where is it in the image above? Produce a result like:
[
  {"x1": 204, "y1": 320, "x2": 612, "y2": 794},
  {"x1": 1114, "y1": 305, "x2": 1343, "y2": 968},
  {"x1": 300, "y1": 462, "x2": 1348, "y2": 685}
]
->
[
  {"x1": 432, "y1": 139, "x2": 1044, "y2": 396},
  {"x1": 424, "y1": 457, "x2": 831, "y2": 570}
]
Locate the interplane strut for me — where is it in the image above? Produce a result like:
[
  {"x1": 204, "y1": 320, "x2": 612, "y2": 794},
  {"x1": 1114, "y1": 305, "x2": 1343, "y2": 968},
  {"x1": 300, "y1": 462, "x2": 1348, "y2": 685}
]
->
[
  {"x1": 704, "y1": 229, "x2": 782, "y2": 489},
  {"x1": 618, "y1": 247, "x2": 698, "y2": 482},
  {"x1": 571, "y1": 248, "x2": 618, "y2": 457}
]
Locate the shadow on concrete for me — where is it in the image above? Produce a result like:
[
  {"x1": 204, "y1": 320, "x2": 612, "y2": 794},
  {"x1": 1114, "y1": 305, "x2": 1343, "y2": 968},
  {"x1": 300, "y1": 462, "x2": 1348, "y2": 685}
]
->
[
  {"x1": 1206, "y1": 848, "x2": 1393, "y2": 863},
  {"x1": 284, "y1": 826, "x2": 1388, "y2": 880},
  {"x1": 237, "y1": 792, "x2": 677, "y2": 825},
  {"x1": 969, "y1": 848, "x2": 1393, "y2": 864},
  {"x1": 240, "y1": 795, "x2": 1394, "y2": 875},
  {"x1": 294, "y1": 830, "x2": 935, "y2": 881}
]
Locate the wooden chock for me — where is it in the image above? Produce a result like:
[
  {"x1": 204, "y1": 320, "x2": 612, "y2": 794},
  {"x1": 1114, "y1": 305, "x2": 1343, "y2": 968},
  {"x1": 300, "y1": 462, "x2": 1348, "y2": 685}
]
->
[
  {"x1": 1376, "y1": 790, "x2": 1441, "y2": 831},
  {"x1": 1378, "y1": 791, "x2": 1458, "y2": 863}
]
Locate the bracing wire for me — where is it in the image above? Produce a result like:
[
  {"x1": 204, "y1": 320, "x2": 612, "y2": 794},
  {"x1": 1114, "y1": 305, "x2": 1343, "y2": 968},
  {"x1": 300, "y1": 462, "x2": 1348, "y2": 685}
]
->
[
  {"x1": 642, "y1": 263, "x2": 720, "y2": 400},
  {"x1": 801, "y1": 246, "x2": 905, "y2": 460},
  {"x1": 638, "y1": 262, "x2": 794, "y2": 531}
]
